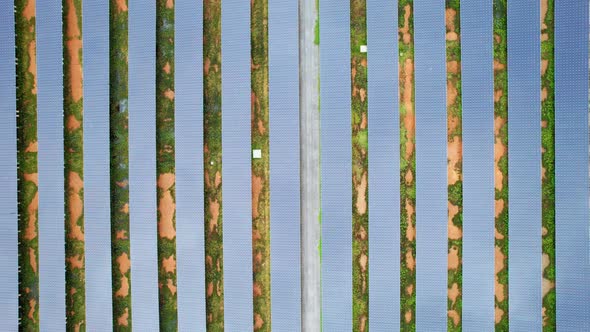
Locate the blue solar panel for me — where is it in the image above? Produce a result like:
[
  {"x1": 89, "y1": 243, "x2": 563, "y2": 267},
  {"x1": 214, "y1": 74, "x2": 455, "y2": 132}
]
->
[
  {"x1": 461, "y1": 0, "x2": 495, "y2": 329},
  {"x1": 129, "y1": 1, "x2": 160, "y2": 329},
  {"x1": 269, "y1": 0, "x2": 302, "y2": 330},
  {"x1": 37, "y1": 0, "x2": 66, "y2": 329},
  {"x1": 555, "y1": 1, "x2": 590, "y2": 329},
  {"x1": 83, "y1": 0, "x2": 114, "y2": 328},
  {"x1": 0, "y1": 2, "x2": 19, "y2": 330},
  {"x1": 507, "y1": 0, "x2": 542, "y2": 329},
  {"x1": 221, "y1": 0, "x2": 253, "y2": 330},
  {"x1": 367, "y1": 0, "x2": 400, "y2": 330},
  {"x1": 175, "y1": 0, "x2": 206, "y2": 330},
  {"x1": 413, "y1": 1, "x2": 447, "y2": 330},
  {"x1": 319, "y1": 0, "x2": 353, "y2": 329}
]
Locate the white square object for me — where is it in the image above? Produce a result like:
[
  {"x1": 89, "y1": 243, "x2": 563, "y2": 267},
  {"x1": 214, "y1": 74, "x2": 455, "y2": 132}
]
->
[
  {"x1": 360, "y1": 45, "x2": 367, "y2": 53},
  {"x1": 253, "y1": 149, "x2": 262, "y2": 159}
]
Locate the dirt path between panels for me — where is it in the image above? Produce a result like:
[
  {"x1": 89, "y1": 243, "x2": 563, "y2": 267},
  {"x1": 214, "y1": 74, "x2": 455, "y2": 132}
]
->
[
  {"x1": 399, "y1": 1, "x2": 416, "y2": 330},
  {"x1": 540, "y1": 0, "x2": 556, "y2": 329},
  {"x1": 350, "y1": 0, "x2": 369, "y2": 330},
  {"x1": 16, "y1": 0, "x2": 40, "y2": 329},
  {"x1": 204, "y1": 0, "x2": 224, "y2": 329},
  {"x1": 445, "y1": 2, "x2": 463, "y2": 330},
  {"x1": 493, "y1": 1, "x2": 509, "y2": 329},
  {"x1": 110, "y1": 0, "x2": 132, "y2": 329},
  {"x1": 156, "y1": 0, "x2": 178, "y2": 328},
  {"x1": 251, "y1": 0, "x2": 271, "y2": 329}
]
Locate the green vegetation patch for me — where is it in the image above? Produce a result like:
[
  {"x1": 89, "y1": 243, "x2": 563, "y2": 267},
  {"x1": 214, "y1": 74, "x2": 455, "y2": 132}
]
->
[
  {"x1": 156, "y1": 0, "x2": 178, "y2": 330},
  {"x1": 541, "y1": 0, "x2": 555, "y2": 330},
  {"x1": 204, "y1": 0, "x2": 224, "y2": 330},
  {"x1": 493, "y1": 1, "x2": 509, "y2": 330},
  {"x1": 350, "y1": 0, "x2": 369, "y2": 330},
  {"x1": 251, "y1": 0, "x2": 271, "y2": 330},
  {"x1": 63, "y1": 0, "x2": 86, "y2": 329},
  {"x1": 110, "y1": 0, "x2": 132, "y2": 329},
  {"x1": 398, "y1": 0, "x2": 416, "y2": 330},
  {"x1": 445, "y1": 0, "x2": 463, "y2": 330},
  {"x1": 15, "y1": 0, "x2": 40, "y2": 329}
]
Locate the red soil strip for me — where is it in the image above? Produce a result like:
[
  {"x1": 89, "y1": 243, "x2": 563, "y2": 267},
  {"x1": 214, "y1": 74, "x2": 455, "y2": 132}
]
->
[
  {"x1": 207, "y1": 282, "x2": 213, "y2": 297},
  {"x1": 25, "y1": 141, "x2": 38, "y2": 153},
  {"x1": 158, "y1": 173, "x2": 176, "y2": 240},
  {"x1": 447, "y1": 61, "x2": 459, "y2": 74},
  {"x1": 66, "y1": 115, "x2": 81, "y2": 132},
  {"x1": 360, "y1": 113, "x2": 367, "y2": 129},
  {"x1": 399, "y1": 5, "x2": 412, "y2": 45},
  {"x1": 542, "y1": 253, "x2": 554, "y2": 298},
  {"x1": 162, "y1": 255, "x2": 176, "y2": 273},
  {"x1": 23, "y1": 172, "x2": 38, "y2": 185},
  {"x1": 448, "y1": 310, "x2": 460, "y2": 326},
  {"x1": 448, "y1": 245, "x2": 460, "y2": 270},
  {"x1": 204, "y1": 58, "x2": 210, "y2": 75},
  {"x1": 405, "y1": 199, "x2": 415, "y2": 242},
  {"x1": 253, "y1": 283, "x2": 262, "y2": 297},
  {"x1": 405, "y1": 169, "x2": 413, "y2": 185},
  {"x1": 257, "y1": 119, "x2": 266, "y2": 135},
  {"x1": 208, "y1": 199, "x2": 219, "y2": 234},
  {"x1": 24, "y1": 191, "x2": 39, "y2": 241},
  {"x1": 448, "y1": 282, "x2": 460, "y2": 306},
  {"x1": 116, "y1": 0, "x2": 128, "y2": 12},
  {"x1": 115, "y1": 253, "x2": 131, "y2": 298},
  {"x1": 120, "y1": 203, "x2": 129, "y2": 214},
  {"x1": 28, "y1": 41, "x2": 37, "y2": 95},
  {"x1": 252, "y1": 175, "x2": 262, "y2": 219},
  {"x1": 116, "y1": 230, "x2": 128, "y2": 239},
  {"x1": 23, "y1": 0, "x2": 35, "y2": 20},
  {"x1": 167, "y1": 279, "x2": 176, "y2": 295},
  {"x1": 28, "y1": 299, "x2": 37, "y2": 323},
  {"x1": 115, "y1": 276, "x2": 129, "y2": 298},
  {"x1": 445, "y1": 9, "x2": 458, "y2": 41},
  {"x1": 214, "y1": 171, "x2": 221, "y2": 187},
  {"x1": 355, "y1": 172, "x2": 367, "y2": 215},
  {"x1": 401, "y1": 59, "x2": 415, "y2": 160},
  {"x1": 164, "y1": 89, "x2": 175, "y2": 100},
  {"x1": 67, "y1": 172, "x2": 84, "y2": 241},
  {"x1": 494, "y1": 117, "x2": 507, "y2": 191},
  {"x1": 404, "y1": 310, "x2": 412, "y2": 323},
  {"x1": 359, "y1": 315, "x2": 367, "y2": 332},
  {"x1": 541, "y1": 60, "x2": 549, "y2": 75},
  {"x1": 117, "y1": 308, "x2": 129, "y2": 326},
  {"x1": 66, "y1": 254, "x2": 84, "y2": 269},
  {"x1": 447, "y1": 136, "x2": 462, "y2": 185},
  {"x1": 66, "y1": 0, "x2": 83, "y2": 102},
  {"x1": 254, "y1": 313, "x2": 264, "y2": 330},
  {"x1": 406, "y1": 284, "x2": 414, "y2": 296},
  {"x1": 29, "y1": 247, "x2": 38, "y2": 273},
  {"x1": 448, "y1": 202, "x2": 462, "y2": 240},
  {"x1": 405, "y1": 249, "x2": 415, "y2": 271}
]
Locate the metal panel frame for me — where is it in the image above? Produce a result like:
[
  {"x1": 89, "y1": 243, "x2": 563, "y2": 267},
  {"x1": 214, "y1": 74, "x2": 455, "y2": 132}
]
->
[
  {"x1": 175, "y1": 0, "x2": 206, "y2": 330},
  {"x1": 0, "y1": 3, "x2": 19, "y2": 330},
  {"x1": 221, "y1": 0, "x2": 253, "y2": 329},
  {"x1": 461, "y1": 0, "x2": 495, "y2": 329},
  {"x1": 129, "y1": 0, "x2": 160, "y2": 328},
  {"x1": 269, "y1": 0, "x2": 302, "y2": 330},
  {"x1": 83, "y1": 0, "x2": 114, "y2": 328},
  {"x1": 555, "y1": 1, "x2": 590, "y2": 329},
  {"x1": 319, "y1": 0, "x2": 352, "y2": 329},
  {"x1": 507, "y1": 0, "x2": 542, "y2": 329},
  {"x1": 367, "y1": 0, "x2": 400, "y2": 330},
  {"x1": 413, "y1": 0, "x2": 448, "y2": 330},
  {"x1": 37, "y1": 1, "x2": 67, "y2": 329}
]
